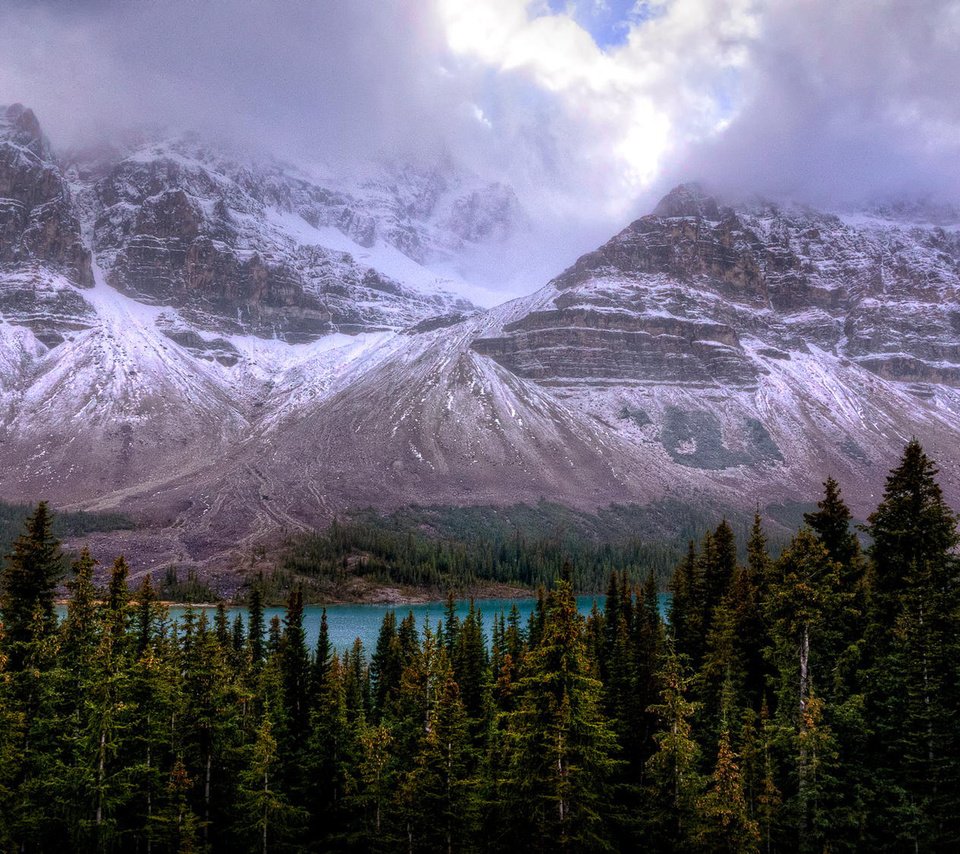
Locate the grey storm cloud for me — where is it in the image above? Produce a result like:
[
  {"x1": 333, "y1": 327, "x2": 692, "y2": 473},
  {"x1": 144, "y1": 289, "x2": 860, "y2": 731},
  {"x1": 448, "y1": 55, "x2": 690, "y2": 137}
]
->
[
  {"x1": 0, "y1": 0, "x2": 473, "y2": 161},
  {"x1": 671, "y1": 0, "x2": 960, "y2": 206}
]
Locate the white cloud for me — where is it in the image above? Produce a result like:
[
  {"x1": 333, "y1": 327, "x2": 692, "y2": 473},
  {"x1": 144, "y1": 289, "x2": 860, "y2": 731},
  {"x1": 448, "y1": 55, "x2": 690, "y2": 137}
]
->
[
  {"x1": 674, "y1": 0, "x2": 960, "y2": 204},
  {"x1": 437, "y1": 0, "x2": 758, "y2": 215}
]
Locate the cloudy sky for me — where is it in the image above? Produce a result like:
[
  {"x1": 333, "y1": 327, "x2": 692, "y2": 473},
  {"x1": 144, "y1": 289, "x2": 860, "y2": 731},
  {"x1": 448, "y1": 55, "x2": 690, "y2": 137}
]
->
[{"x1": 2, "y1": 0, "x2": 959, "y2": 292}]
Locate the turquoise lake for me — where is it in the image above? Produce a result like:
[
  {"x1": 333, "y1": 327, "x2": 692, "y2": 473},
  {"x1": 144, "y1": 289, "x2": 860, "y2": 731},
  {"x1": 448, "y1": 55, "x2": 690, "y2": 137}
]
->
[
  {"x1": 57, "y1": 594, "x2": 670, "y2": 652},
  {"x1": 162, "y1": 594, "x2": 671, "y2": 652}
]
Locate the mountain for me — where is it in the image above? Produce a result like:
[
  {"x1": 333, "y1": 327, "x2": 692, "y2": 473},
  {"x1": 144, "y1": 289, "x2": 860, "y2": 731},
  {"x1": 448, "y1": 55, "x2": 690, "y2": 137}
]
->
[{"x1": 2, "y1": 104, "x2": 960, "y2": 581}]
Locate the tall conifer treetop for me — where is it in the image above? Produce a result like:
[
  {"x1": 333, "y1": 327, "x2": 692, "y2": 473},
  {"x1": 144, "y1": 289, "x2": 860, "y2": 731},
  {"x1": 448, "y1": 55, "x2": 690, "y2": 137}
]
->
[{"x1": 0, "y1": 501, "x2": 63, "y2": 666}]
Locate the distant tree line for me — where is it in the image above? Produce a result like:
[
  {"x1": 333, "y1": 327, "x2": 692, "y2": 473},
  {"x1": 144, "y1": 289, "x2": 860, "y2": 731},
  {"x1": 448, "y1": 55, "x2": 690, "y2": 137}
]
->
[
  {"x1": 0, "y1": 439, "x2": 958, "y2": 851},
  {"x1": 282, "y1": 519, "x2": 682, "y2": 598}
]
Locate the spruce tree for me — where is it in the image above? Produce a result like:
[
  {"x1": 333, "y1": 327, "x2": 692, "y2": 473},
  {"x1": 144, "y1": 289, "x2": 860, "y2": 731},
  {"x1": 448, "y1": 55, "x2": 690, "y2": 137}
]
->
[
  {"x1": 805, "y1": 477, "x2": 860, "y2": 568},
  {"x1": 0, "y1": 502, "x2": 63, "y2": 670},
  {"x1": 452, "y1": 600, "x2": 491, "y2": 743},
  {"x1": 501, "y1": 577, "x2": 618, "y2": 851},
  {"x1": 705, "y1": 520, "x2": 738, "y2": 628},
  {"x1": 237, "y1": 712, "x2": 304, "y2": 852},
  {"x1": 371, "y1": 611, "x2": 401, "y2": 719},
  {"x1": 305, "y1": 655, "x2": 356, "y2": 844},
  {"x1": 669, "y1": 540, "x2": 704, "y2": 670},
  {"x1": 133, "y1": 573, "x2": 159, "y2": 657},
  {"x1": 864, "y1": 440, "x2": 960, "y2": 847},
  {"x1": 280, "y1": 587, "x2": 310, "y2": 743},
  {"x1": 765, "y1": 529, "x2": 844, "y2": 852},
  {"x1": 311, "y1": 608, "x2": 331, "y2": 704},
  {"x1": 248, "y1": 583, "x2": 266, "y2": 665},
  {"x1": 400, "y1": 658, "x2": 473, "y2": 852},
  {"x1": 644, "y1": 642, "x2": 704, "y2": 851},
  {"x1": 700, "y1": 725, "x2": 760, "y2": 852}
]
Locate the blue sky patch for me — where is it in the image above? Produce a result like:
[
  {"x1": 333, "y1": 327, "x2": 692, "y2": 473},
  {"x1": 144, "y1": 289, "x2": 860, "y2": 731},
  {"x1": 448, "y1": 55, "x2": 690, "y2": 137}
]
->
[{"x1": 543, "y1": 0, "x2": 665, "y2": 50}]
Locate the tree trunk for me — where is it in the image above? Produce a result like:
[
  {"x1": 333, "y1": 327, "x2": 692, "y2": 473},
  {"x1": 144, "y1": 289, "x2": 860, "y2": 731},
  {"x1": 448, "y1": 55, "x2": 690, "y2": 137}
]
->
[
  {"x1": 557, "y1": 731, "x2": 567, "y2": 823},
  {"x1": 263, "y1": 769, "x2": 269, "y2": 854},
  {"x1": 204, "y1": 749, "x2": 212, "y2": 844},
  {"x1": 96, "y1": 726, "x2": 106, "y2": 827},
  {"x1": 146, "y1": 741, "x2": 153, "y2": 854},
  {"x1": 919, "y1": 603, "x2": 935, "y2": 777},
  {"x1": 798, "y1": 624, "x2": 810, "y2": 850},
  {"x1": 447, "y1": 740, "x2": 453, "y2": 854}
]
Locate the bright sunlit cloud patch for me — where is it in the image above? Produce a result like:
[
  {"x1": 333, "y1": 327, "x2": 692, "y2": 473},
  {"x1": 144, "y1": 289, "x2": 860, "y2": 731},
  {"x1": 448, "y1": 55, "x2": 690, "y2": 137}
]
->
[{"x1": 437, "y1": 0, "x2": 756, "y2": 215}]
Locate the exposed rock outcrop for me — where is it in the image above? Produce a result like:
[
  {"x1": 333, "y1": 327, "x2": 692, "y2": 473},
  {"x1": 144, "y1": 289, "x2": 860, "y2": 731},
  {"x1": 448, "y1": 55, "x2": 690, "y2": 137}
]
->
[
  {"x1": 473, "y1": 184, "x2": 960, "y2": 390},
  {"x1": 0, "y1": 104, "x2": 93, "y2": 288}
]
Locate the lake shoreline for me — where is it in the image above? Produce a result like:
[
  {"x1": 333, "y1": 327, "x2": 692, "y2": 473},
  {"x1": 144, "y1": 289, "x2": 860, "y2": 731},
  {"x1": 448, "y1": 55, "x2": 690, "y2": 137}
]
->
[{"x1": 54, "y1": 580, "x2": 590, "y2": 609}]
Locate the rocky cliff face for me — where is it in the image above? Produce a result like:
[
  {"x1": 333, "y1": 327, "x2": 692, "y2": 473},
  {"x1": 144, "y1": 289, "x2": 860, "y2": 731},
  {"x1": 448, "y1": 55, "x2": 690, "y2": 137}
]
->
[
  {"x1": 0, "y1": 104, "x2": 92, "y2": 288},
  {"x1": 0, "y1": 104, "x2": 95, "y2": 346},
  {"x1": 474, "y1": 183, "x2": 960, "y2": 389},
  {"x1": 80, "y1": 139, "x2": 505, "y2": 341}
]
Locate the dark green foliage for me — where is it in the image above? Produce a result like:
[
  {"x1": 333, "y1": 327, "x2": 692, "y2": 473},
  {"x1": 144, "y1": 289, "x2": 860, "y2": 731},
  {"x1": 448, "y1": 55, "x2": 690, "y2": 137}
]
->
[
  {"x1": 158, "y1": 566, "x2": 216, "y2": 603},
  {"x1": 159, "y1": 566, "x2": 219, "y2": 605},
  {"x1": 248, "y1": 581, "x2": 265, "y2": 665},
  {"x1": 0, "y1": 499, "x2": 134, "y2": 555},
  {"x1": 862, "y1": 439, "x2": 960, "y2": 849},
  {"x1": 0, "y1": 445, "x2": 958, "y2": 852},
  {"x1": 804, "y1": 477, "x2": 861, "y2": 568},
  {"x1": 283, "y1": 510, "x2": 694, "y2": 598},
  {"x1": 497, "y1": 578, "x2": 619, "y2": 851},
  {"x1": 0, "y1": 501, "x2": 63, "y2": 669}
]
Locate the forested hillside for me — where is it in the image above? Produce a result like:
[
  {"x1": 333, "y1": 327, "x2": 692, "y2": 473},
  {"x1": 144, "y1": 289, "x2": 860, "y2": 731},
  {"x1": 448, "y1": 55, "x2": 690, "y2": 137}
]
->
[
  {"x1": 0, "y1": 440, "x2": 958, "y2": 851},
  {"x1": 280, "y1": 516, "x2": 685, "y2": 600}
]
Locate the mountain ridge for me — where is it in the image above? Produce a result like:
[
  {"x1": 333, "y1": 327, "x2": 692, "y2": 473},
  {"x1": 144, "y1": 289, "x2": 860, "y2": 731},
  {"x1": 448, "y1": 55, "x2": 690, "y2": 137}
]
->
[{"x1": 2, "y1": 104, "x2": 960, "y2": 578}]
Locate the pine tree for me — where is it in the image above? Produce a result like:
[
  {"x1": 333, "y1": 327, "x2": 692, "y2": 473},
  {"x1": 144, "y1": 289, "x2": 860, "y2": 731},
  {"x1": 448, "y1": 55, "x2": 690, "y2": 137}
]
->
[
  {"x1": 0, "y1": 502, "x2": 63, "y2": 671},
  {"x1": 344, "y1": 638, "x2": 371, "y2": 722},
  {"x1": 280, "y1": 587, "x2": 310, "y2": 743},
  {"x1": 867, "y1": 439, "x2": 957, "y2": 605},
  {"x1": 59, "y1": 548, "x2": 99, "y2": 705},
  {"x1": 742, "y1": 513, "x2": 773, "y2": 712},
  {"x1": 442, "y1": 591, "x2": 459, "y2": 654},
  {"x1": 631, "y1": 572, "x2": 665, "y2": 772},
  {"x1": 371, "y1": 611, "x2": 401, "y2": 720},
  {"x1": 214, "y1": 602, "x2": 230, "y2": 648},
  {"x1": 305, "y1": 655, "x2": 359, "y2": 845},
  {"x1": 237, "y1": 712, "x2": 305, "y2": 852},
  {"x1": 133, "y1": 573, "x2": 159, "y2": 657},
  {"x1": 248, "y1": 583, "x2": 266, "y2": 665},
  {"x1": 700, "y1": 724, "x2": 760, "y2": 852},
  {"x1": 644, "y1": 642, "x2": 704, "y2": 851},
  {"x1": 357, "y1": 724, "x2": 393, "y2": 843},
  {"x1": 127, "y1": 628, "x2": 179, "y2": 854},
  {"x1": 864, "y1": 439, "x2": 960, "y2": 847},
  {"x1": 80, "y1": 559, "x2": 135, "y2": 849},
  {"x1": 9, "y1": 604, "x2": 68, "y2": 849},
  {"x1": 669, "y1": 540, "x2": 704, "y2": 670},
  {"x1": 805, "y1": 477, "x2": 860, "y2": 568},
  {"x1": 311, "y1": 607, "x2": 332, "y2": 704},
  {"x1": 452, "y1": 600, "x2": 491, "y2": 743},
  {"x1": 704, "y1": 520, "x2": 738, "y2": 630},
  {"x1": 152, "y1": 759, "x2": 202, "y2": 852},
  {"x1": 179, "y1": 611, "x2": 240, "y2": 849},
  {"x1": 400, "y1": 658, "x2": 473, "y2": 852},
  {"x1": 765, "y1": 529, "x2": 843, "y2": 851},
  {"x1": 500, "y1": 578, "x2": 618, "y2": 851}
]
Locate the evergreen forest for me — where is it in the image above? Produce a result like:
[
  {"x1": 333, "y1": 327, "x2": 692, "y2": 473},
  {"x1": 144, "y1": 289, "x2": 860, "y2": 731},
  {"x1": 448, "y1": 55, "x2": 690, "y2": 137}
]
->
[{"x1": 0, "y1": 439, "x2": 958, "y2": 852}]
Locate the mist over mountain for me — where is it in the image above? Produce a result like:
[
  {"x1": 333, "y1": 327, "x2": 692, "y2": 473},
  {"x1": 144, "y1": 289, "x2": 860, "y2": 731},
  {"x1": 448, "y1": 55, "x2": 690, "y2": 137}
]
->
[{"x1": 4, "y1": 1, "x2": 959, "y2": 299}]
